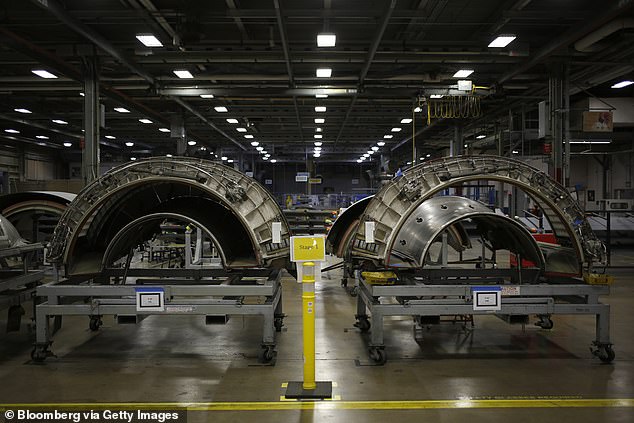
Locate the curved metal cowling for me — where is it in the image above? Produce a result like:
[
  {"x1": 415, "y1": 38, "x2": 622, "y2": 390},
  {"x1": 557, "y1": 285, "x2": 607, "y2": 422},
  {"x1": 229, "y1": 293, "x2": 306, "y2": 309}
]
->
[
  {"x1": 47, "y1": 158, "x2": 290, "y2": 275},
  {"x1": 336, "y1": 155, "x2": 603, "y2": 273}
]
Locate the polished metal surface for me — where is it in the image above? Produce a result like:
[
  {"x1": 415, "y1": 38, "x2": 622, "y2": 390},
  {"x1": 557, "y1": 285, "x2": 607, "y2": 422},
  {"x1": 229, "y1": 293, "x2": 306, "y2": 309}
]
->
[
  {"x1": 389, "y1": 196, "x2": 544, "y2": 268},
  {"x1": 326, "y1": 196, "x2": 373, "y2": 257},
  {"x1": 47, "y1": 157, "x2": 290, "y2": 275}
]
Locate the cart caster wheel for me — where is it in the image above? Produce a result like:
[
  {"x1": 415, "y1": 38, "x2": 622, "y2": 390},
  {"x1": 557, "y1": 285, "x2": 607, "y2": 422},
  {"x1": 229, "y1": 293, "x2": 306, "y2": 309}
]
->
[
  {"x1": 259, "y1": 346, "x2": 276, "y2": 363},
  {"x1": 341, "y1": 278, "x2": 348, "y2": 288},
  {"x1": 592, "y1": 344, "x2": 615, "y2": 363},
  {"x1": 535, "y1": 317, "x2": 553, "y2": 330},
  {"x1": 369, "y1": 348, "x2": 387, "y2": 365},
  {"x1": 354, "y1": 317, "x2": 371, "y2": 333},
  {"x1": 31, "y1": 347, "x2": 49, "y2": 362},
  {"x1": 274, "y1": 318, "x2": 284, "y2": 332},
  {"x1": 89, "y1": 316, "x2": 102, "y2": 332},
  {"x1": 349, "y1": 286, "x2": 359, "y2": 297}
]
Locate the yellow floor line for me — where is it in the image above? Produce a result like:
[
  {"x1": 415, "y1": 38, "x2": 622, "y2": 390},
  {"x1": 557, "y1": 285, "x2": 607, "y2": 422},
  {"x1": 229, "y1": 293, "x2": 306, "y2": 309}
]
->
[{"x1": 1, "y1": 399, "x2": 633, "y2": 411}]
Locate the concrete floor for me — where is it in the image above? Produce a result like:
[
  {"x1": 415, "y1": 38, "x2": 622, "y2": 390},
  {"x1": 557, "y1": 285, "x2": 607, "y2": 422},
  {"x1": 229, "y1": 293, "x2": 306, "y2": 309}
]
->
[{"x1": 0, "y1": 262, "x2": 633, "y2": 423}]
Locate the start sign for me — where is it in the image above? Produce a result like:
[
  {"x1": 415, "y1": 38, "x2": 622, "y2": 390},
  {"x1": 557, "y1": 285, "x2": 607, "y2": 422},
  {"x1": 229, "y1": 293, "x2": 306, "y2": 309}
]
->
[{"x1": 290, "y1": 235, "x2": 326, "y2": 262}]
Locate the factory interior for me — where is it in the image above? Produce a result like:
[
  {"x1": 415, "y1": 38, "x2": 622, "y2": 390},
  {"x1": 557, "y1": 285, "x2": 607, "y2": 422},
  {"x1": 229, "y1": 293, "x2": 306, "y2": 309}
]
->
[{"x1": 0, "y1": 1, "x2": 633, "y2": 422}]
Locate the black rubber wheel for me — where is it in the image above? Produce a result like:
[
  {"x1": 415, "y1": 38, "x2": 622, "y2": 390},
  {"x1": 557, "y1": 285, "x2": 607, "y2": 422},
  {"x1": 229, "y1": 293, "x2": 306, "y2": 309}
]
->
[
  {"x1": 259, "y1": 347, "x2": 275, "y2": 363},
  {"x1": 355, "y1": 318, "x2": 371, "y2": 333},
  {"x1": 341, "y1": 278, "x2": 348, "y2": 288},
  {"x1": 536, "y1": 318, "x2": 553, "y2": 330},
  {"x1": 274, "y1": 318, "x2": 284, "y2": 332},
  {"x1": 369, "y1": 348, "x2": 387, "y2": 365},
  {"x1": 89, "y1": 317, "x2": 102, "y2": 332},
  {"x1": 597, "y1": 345, "x2": 615, "y2": 363},
  {"x1": 349, "y1": 286, "x2": 359, "y2": 297},
  {"x1": 31, "y1": 348, "x2": 47, "y2": 362}
]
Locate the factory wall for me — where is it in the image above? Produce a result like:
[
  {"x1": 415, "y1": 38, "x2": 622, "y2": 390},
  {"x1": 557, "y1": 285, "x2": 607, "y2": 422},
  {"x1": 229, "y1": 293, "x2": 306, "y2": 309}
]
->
[
  {"x1": 569, "y1": 152, "x2": 634, "y2": 208},
  {"x1": 0, "y1": 145, "x2": 67, "y2": 193}
]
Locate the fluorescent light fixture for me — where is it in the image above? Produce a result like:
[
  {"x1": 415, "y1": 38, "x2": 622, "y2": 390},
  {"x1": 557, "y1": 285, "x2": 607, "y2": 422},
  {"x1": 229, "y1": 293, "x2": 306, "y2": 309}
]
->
[
  {"x1": 314, "y1": 147, "x2": 322, "y2": 151},
  {"x1": 420, "y1": 157, "x2": 425, "y2": 161},
  {"x1": 357, "y1": 159, "x2": 362, "y2": 163},
  {"x1": 314, "y1": 118, "x2": 325, "y2": 124},
  {"x1": 611, "y1": 80, "x2": 634, "y2": 89},
  {"x1": 488, "y1": 35, "x2": 516, "y2": 48},
  {"x1": 377, "y1": 141, "x2": 385, "y2": 146},
  {"x1": 173, "y1": 70, "x2": 194, "y2": 79},
  {"x1": 414, "y1": 106, "x2": 422, "y2": 113},
  {"x1": 136, "y1": 34, "x2": 163, "y2": 47},
  {"x1": 407, "y1": 161, "x2": 412, "y2": 165},
  {"x1": 214, "y1": 106, "x2": 228, "y2": 113},
  {"x1": 125, "y1": 141, "x2": 134, "y2": 147},
  {"x1": 372, "y1": 146, "x2": 379, "y2": 151},
  {"x1": 114, "y1": 107, "x2": 130, "y2": 113},
  {"x1": 264, "y1": 154, "x2": 271, "y2": 158},
  {"x1": 512, "y1": 150, "x2": 519, "y2": 154},
  {"x1": 251, "y1": 141, "x2": 259, "y2": 147},
  {"x1": 256, "y1": 146, "x2": 264, "y2": 151},
  {"x1": 383, "y1": 134, "x2": 393, "y2": 139},
  {"x1": 79, "y1": 92, "x2": 85, "y2": 97},
  {"x1": 316, "y1": 68, "x2": 332, "y2": 78},
  {"x1": 476, "y1": 134, "x2": 486, "y2": 139},
  {"x1": 139, "y1": 118, "x2": 153, "y2": 124},
  {"x1": 32, "y1": 69, "x2": 57, "y2": 79},
  {"x1": 63, "y1": 142, "x2": 72, "y2": 147},
  {"x1": 263, "y1": 156, "x2": 270, "y2": 160},
  {"x1": 317, "y1": 33, "x2": 336, "y2": 47},
  {"x1": 464, "y1": 144, "x2": 468, "y2": 148},
  {"x1": 226, "y1": 118, "x2": 239, "y2": 124},
  {"x1": 37, "y1": 142, "x2": 46, "y2": 146},
  {"x1": 14, "y1": 108, "x2": 31, "y2": 114},
  {"x1": 312, "y1": 154, "x2": 320, "y2": 158},
  {"x1": 244, "y1": 134, "x2": 254, "y2": 139},
  {"x1": 367, "y1": 150, "x2": 374, "y2": 155},
  {"x1": 262, "y1": 150, "x2": 268, "y2": 155},
  {"x1": 187, "y1": 140, "x2": 197, "y2": 146},
  {"x1": 36, "y1": 135, "x2": 49, "y2": 139},
  {"x1": 316, "y1": 94, "x2": 328, "y2": 98},
  {"x1": 200, "y1": 94, "x2": 215, "y2": 98},
  {"x1": 236, "y1": 127, "x2": 247, "y2": 132},
  {"x1": 391, "y1": 127, "x2": 402, "y2": 132},
  {"x1": 228, "y1": 159, "x2": 234, "y2": 163},
  {"x1": 568, "y1": 140, "x2": 612, "y2": 144},
  {"x1": 315, "y1": 106, "x2": 327, "y2": 112},
  {"x1": 52, "y1": 119, "x2": 68, "y2": 124},
  {"x1": 166, "y1": 154, "x2": 173, "y2": 158},
  {"x1": 314, "y1": 141, "x2": 322, "y2": 146},
  {"x1": 453, "y1": 69, "x2": 474, "y2": 78},
  {"x1": 363, "y1": 154, "x2": 369, "y2": 158},
  {"x1": 400, "y1": 118, "x2": 412, "y2": 124},
  {"x1": 314, "y1": 134, "x2": 323, "y2": 139},
  {"x1": 159, "y1": 127, "x2": 170, "y2": 133},
  {"x1": 220, "y1": 156, "x2": 228, "y2": 161},
  {"x1": 130, "y1": 157, "x2": 137, "y2": 161},
  {"x1": 426, "y1": 154, "x2": 431, "y2": 157},
  {"x1": 315, "y1": 127, "x2": 322, "y2": 132},
  {"x1": 430, "y1": 94, "x2": 444, "y2": 99},
  {"x1": 270, "y1": 159, "x2": 277, "y2": 163},
  {"x1": 105, "y1": 135, "x2": 116, "y2": 139},
  {"x1": 5, "y1": 129, "x2": 19, "y2": 134}
]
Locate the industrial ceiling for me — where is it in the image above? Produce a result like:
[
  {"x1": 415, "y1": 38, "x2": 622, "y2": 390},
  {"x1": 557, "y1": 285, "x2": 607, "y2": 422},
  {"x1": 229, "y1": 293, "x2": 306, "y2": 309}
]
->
[{"x1": 0, "y1": 0, "x2": 633, "y2": 165}]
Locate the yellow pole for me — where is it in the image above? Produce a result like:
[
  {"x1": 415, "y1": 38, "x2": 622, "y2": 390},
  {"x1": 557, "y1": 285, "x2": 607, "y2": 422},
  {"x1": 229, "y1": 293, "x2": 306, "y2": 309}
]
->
[{"x1": 301, "y1": 261, "x2": 316, "y2": 390}]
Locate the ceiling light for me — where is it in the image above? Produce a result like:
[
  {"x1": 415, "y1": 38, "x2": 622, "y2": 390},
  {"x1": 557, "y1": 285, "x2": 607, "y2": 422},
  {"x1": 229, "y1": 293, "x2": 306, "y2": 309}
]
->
[
  {"x1": 391, "y1": 127, "x2": 402, "y2": 132},
  {"x1": 384, "y1": 135, "x2": 393, "y2": 139},
  {"x1": 221, "y1": 156, "x2": 228, "y2": 161},
  {"x1": 256, "y1": 146, "x2": 264, "y2": 151},
  {"x1": 52, "y1": 119, "x2": 68, "y2": 124},
  {"x1": 264, "y1": 154, "x2": 271, "y2": 158},
  {"x1": 426, "y1": 154, "x2": 431, "y2": 157},
  {"x1": 430, "y1": 94, "x2": 444, "y2": 99},
  {"x1": 237, "y1": 127, "x2": 247, "y2": 132},
  {"x1": 32, "y1": 69, "x2": 57, "y2": 79},
  {"x1": 105, "y1": 135, "x2": 116, "y2": 139},
  {"x1": 407, "y1": 161, "x2": 412, "y2": 165},
  {"x1": 363, "y1": 154, "x2": 369, "y2": 158},
  {"x1": 36, "y1": 135, "x2": 49, "y2": 139},
  {"x1": 173, "y1": 70, "x2": 194, "y2": 79},
  {"x1": 356, "y1": 159, "x2": 362, "y2": 163},
  {"x1": 314, "y1": 147, "x2": 322, "y2": 151},
  {"x1": 568, "y1": 140, "x2": 612, "y2": 144},
  {"x1": 136, "y1": 34, "x2": 163, "y2": 47},
  {"x1": 400, "y1": 118, "x2": 412, "y2": 124},
  {"x1": 314, "y1": 141, "x2": 322, "y2": 146},
  {"x1": 125, "y1": 141, "x2": 134, "y2": 147},
  {"x1": 130, "y1": 157, "x2": 137, "y2": 161},
  {"x1": 228, "y1": 159, "x2": 234, "y2": 163},
  {"x1": 226, "y1": 118, "x2": 238, "y2": 124},
  {"x1": 453, "y1": 69, "x2": 474, "y2": 78},
  {"x1": 313, "y1": 153, "x2": 320, "y2": 158},
  {"x1": 244, "y1": 134, "x2": 254, "y2": 139},
  {"x1": 159, "y1": 127, "x2": 170, "y2": 133},
  {"x1": 414, "y1": 106, "x2": 422, "y2": 113},
  {"x1": 315, "y1": 127, "x2": 322, "y2": 132},
  {"x1": 200, "y1": 94, "x2": 215, "y2": 98},
  {"x1": 476, "y1": 134, "x2": 486, "y2": 139},
  {"x1": 251, "y1": 141, "x2": 259, "y2": 147},
  {"x1": 512, "y1": 150, "x2": 519, "y2": 154},
  {"x1": 420, "y1": 157, "x2": 425, "y2": 161},
  {"x1": 372, "y1": 146, "x2": 379, "y2": 151},
  {"x1": 262, "y1": 150, "x2": 268, "y2": 154},
  {"x1": 139, "y1": 118, "x2": 153, "y2": 124},
  {"x1": 316, "y1": 94, "x2": 328, "y2": 98},
  {"x1": 315, "y1": 106, "x2": 327, "y2": 112},
  {"x1": 214, "y1": 106, "x2": 228, "y2": 112},
  {"x1": 314, "y1": 134, "x2": 322, "y2": 139},
  {"x1": 263, "y1": 156, "x2": 270, "y2": 160},
  {"x1": 200, "y1": 146, "x2": 207, "y2": 151},
  {"x1": 79, "y1": 92, "x2": 85, "y2": 97},
  {"x1": 314, "y1": 118, "x2": 325, "y2": 124},
  {"x1": 14, "y1": 108, "x2": 31, "y2": 114},
  {"x1": 166, "y1": 154, "x2": 173, "y2": 158},
  {"x1": 114, "y1": 107, "x2": 130, "y2": 113},
  {"x1": 5, "y1": 129, "x2": 19, "y2": 134},
  {"x1": 367, "y1": 150, "x2": 374, "y2": 154},
  {"x1": 316, "y1": 68, "x2": 332, "y2": 78},
  {"x1": 317, "y1": 33, "x2": 336, "y2": 47},
  {"x1": 611, "y1": 80, "x2": 634, "y2": 89},
  {"x1": 270, "y1": 159, "x2": 277, "y2": 163},
  {"x1": 63, "y1": 142, "x2": 72, "y2": 147},
  {"x1": 488, "y1": 35, "x2": 516, "y2": 48},
  {"x1": 187, "y1": 140, "x2": 196, "y2": 146},
  {"x1": 37, "y1": 142, "x2": 46, "y2": 146},
  {"x1": 377, "y1": 141, "x2": 385, "y2": 146}
]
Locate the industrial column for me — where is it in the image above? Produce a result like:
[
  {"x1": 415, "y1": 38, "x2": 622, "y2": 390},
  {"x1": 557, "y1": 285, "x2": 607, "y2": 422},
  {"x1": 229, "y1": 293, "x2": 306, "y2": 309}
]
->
[
  {"x1": 82, "y1": 57, "x2": 100, "y2": 184},
  {"x1": 450, "y1": 124, "x2": 464, "y2": 157},
  {"x1": 548, "y1": 62, "x2": 568, "y2": 184}
]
